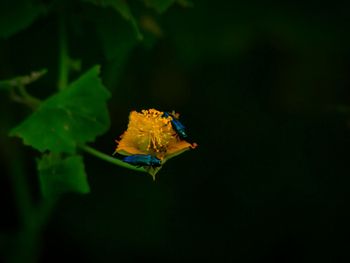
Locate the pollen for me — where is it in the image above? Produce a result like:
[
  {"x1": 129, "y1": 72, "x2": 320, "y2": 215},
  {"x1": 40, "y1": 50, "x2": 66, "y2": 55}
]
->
[{"x1": 124, "y1": 109, "x2": 176, "y2": 155}]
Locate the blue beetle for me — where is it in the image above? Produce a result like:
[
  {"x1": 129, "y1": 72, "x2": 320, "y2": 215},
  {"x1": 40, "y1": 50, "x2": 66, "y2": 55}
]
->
[
  {"x1": 122, "y1": 154, "x2": 161, "y2": 168},
  {"x1": 163, "y1": 112, "x2": 188, "y2": 139}
]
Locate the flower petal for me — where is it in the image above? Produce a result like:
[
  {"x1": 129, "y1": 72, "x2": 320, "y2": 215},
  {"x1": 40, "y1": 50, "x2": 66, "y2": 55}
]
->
[{"x1": 164, "y1": 140, "x2": 197, "y2": 162}]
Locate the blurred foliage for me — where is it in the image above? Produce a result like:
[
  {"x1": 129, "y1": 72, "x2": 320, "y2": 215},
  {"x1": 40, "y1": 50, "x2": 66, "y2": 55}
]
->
[
  {"x1": 144, "y1": 0, "x2": 176, "y2": 13},
  {"x1": 38, "y1": 154, "x2": 89, "y2": 200},
  {"x1": 0, "y1": 0, "x2": 46, "y2": 38},
  {"x1": 83, "y1": 0, "x2": 142, "y2": 39},
  {"x1": 0, "y1": 0, "x2": 183, "y2": 262},
  {"x1": 0, "y1": 69, "x2": 47, "y2": 90}
]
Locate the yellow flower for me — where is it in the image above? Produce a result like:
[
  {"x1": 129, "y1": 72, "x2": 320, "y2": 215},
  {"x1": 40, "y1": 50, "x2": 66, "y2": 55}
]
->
[{"x1": 115, "y1": 109, "x2": 197, "y2": 179}]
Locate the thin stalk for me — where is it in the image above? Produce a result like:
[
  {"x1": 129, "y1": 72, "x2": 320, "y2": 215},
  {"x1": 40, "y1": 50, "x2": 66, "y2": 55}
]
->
[
  {"x1": 8, "y1": 150, "x2": 53, "y2": 263},
  {"x1": 9, "y1": 154, "x2": 33, "y2": 231},
  {"x1": 18, "y1": 86, "x2": 41, "y2": 109},
  {"x1": 57, "y1": 14, "x2": 68, "y2": 90},
  {"x1": 79, "y1": 145, "x2": 147, "y2": 173}
]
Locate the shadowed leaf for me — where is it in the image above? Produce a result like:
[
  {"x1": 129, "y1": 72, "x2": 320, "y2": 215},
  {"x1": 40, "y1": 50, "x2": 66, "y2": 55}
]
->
[
  {"x1": 92, "y1": 8, "x2": 137, "y2": 61},
  {"x1": 144, "y1": 0, "x2": 175, "y2": 13},
  {"x1": 84, "y1": 0, "x2": 142, "y2": 39},
  {"x1": 37, "y1": 154, "x2": 90, "y2": 199},
  {"x1": 0, "y1": 0, "x2": 45, "y2": 38}
]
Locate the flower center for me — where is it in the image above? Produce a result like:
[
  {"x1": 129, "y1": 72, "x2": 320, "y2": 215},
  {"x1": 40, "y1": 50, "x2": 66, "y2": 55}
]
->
[{"x1": 130, "y1": 109, "x2": 175, "y2": 155}]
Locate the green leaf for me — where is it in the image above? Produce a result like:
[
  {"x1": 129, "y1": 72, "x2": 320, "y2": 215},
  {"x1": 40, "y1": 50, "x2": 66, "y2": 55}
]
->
[
  {"x1": 0, "y1": 0, "x2": 45, "y2": 38},
  {"x1": 37, "y1": 154, "x2": 90, "y2": 200},
  {"x1": 144, "y1": 0, "x2": 176, "y2": 13},
  {"x1": 84, "y1": 0, "x2": 143, "y2": 40},
  {"x1": 10, "y1": 65, "x2": 111, "y2": 153}
]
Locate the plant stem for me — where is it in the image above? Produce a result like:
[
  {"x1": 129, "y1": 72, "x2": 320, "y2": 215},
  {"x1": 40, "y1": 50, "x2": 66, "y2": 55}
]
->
[
  {"x1": 7, "y1": 148, "x2": 54, "y2": 263},
  {"x1": 58, "y1": 14, "x2": 68, "y2": 90},
  {"x1": 18, "y1": 86, "x2": 41, "y2": 109},
  {"x1": 79, "y1": 145, "x2": 147, "y2": 173},
  {"x1": 9, "y1": 153, "x2": 33, "y2": 231}
]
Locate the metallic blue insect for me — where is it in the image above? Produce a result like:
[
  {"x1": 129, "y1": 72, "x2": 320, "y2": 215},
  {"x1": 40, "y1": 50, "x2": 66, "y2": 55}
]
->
[
  {"x1": 122, "y1": 154, "x2": 161, "y2": 168},
  {"x1": 163, "y1": 112, "x2": 188, "y2": 139}
]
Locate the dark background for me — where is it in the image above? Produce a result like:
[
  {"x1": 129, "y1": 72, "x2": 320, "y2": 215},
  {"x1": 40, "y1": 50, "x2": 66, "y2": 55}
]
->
[{"x1": 1, "y1": 1, "x2": 350, "y2": 262}]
